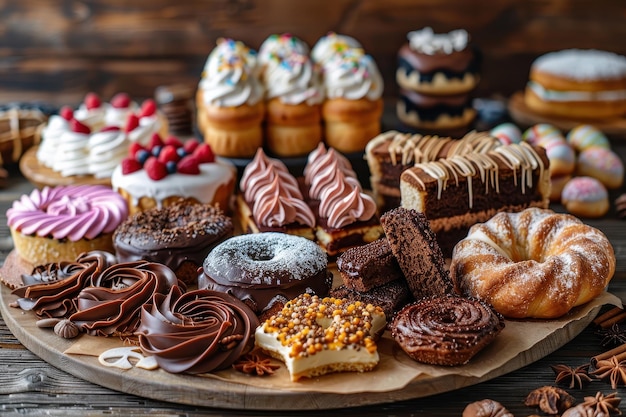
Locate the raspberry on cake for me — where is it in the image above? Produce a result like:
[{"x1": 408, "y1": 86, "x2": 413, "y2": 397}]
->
[
  {"x1": 254, "y1": 293, "x2": 386, "y2": 382},
  {"x1": 111, "y1": 134, "x2": 236, "y2": 214}
]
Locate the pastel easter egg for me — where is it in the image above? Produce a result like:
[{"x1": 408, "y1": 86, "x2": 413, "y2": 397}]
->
[
  {"x1": 522, "y1": 123, "x2": 563, "y2": 146},
  {"x1": 566, "y1": 124, "x2": 610, "y2": 152},
  {"x1": 490, "y1": 123, "x2": 522, "y2": 145},
  {"x1": 561, "y1": 176, "x2": 609, "y2": 218},
  {"x1": 576, "y1": 147, "x2": 624, "y2": 189},
  {"x1": 537, "y1": 135, "x2": 575, "y2": 176}
]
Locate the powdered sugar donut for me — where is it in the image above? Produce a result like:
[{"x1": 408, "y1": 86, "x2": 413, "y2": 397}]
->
[
  {"x1": 566, "y1": 124, "x2": 611, "y2": 152},
  {"x1": 490, "y1": 123, "x2": 522, "y2": 145},
  {"x1": 576, "y1": 147, "x2": 624, "y2": 189},
  {"x1": 522, "y1": 123, "x2": 562, "y2": 146},
  {"x1": 561, "y1": 176, "x2": 609, "y2": 218},
  {"x1": 199, "y1": 232, "x2": 333, "y2": 318}
]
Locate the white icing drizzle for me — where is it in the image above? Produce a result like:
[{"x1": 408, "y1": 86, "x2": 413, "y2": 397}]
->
[
  {"x1": 528, "y1": 81, "x2": 626, "y2": 102},
  {"x1": 404, "y1": 143, "x2": 545, "y2": 209},
  {"x1": 366, "y1": 130, "x2": 500, "y2": 168}
]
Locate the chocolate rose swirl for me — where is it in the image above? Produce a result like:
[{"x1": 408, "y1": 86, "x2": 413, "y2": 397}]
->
[
  {"x1": 70, "y1": 260, "x2": 180, "y2": 337},
  {"x1": 391, "y1": 294, "x2": 504, "y2": 366},
  {"x1": 12, "y1": 251, "x2": 116, "y2": 318},
  {"x1": 137, "y1": 286, "x2": 259, "y2": 374}
]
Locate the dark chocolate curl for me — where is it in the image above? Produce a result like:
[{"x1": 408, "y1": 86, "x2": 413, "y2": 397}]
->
[
  {"x1": 71, "y1": 261, "x2": 179, "y2": 337},
  {"x1": 11, "y1": 251, "x2": 116, "y2": 318},
  {"x1": 137, "y1": 286, "x2": 259, "y2": 374}
]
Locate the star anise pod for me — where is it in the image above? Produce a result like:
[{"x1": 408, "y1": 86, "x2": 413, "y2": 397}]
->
[
  {"x1": 525, "y1": 386, "x2": 576, "y2": 414},
  {"x1": 551, "y1": 363, "x2": 594, "y2": 389},
  {"x1": 591, "y1": 356, "x2": 626, "y2": 389},
  {"x1": 232, "y1": 352, "x2": 280, "y2": 376},
  {"x1": 597, "y1": 324, "x2": 626, "y2": 347},
  {"x1": 562, "y1": 392, "x2": 623, "y2": 416}
]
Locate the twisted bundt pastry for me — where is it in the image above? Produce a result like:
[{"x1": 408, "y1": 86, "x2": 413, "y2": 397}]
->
[{"x1": 450, "y1": 207, "x2": 615, "y2": 319}]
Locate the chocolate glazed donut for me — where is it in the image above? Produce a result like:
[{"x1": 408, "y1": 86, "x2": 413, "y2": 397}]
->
[
  {"x1": 137, "y1": 286, "x2": 259, "y2": 374},
  {"x1": 391, "y1": 294, "x2": 504, "y2": 366}
]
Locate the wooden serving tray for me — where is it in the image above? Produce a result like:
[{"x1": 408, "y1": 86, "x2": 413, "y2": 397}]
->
[
  {"x1": 0, "y1": 283, "x2": 608, "y2": 410},
  {"x1": 508, "y1": 91, "x2": 626, "y2": 137}
]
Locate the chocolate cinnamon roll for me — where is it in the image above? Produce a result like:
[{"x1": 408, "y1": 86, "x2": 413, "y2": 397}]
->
[
  {"x1": 137, "y1": 286, "x2": 259, "y2": 374},
  {"x1": 391, "y1": 294, "x2": 504, "y2": 366}
]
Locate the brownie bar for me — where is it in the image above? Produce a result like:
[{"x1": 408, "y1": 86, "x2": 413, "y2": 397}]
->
[{"x1": 336, "y1": 238, "x2": 403, "y2": 292}]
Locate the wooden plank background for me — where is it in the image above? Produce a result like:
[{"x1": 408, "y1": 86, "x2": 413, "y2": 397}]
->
[{"x1": 0, "y1": 0, "x2": 625, "y2": 107}]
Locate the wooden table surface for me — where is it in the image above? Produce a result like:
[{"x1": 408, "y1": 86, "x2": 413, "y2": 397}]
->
[{"x1": 1, "y1": 139, "x2": 626, "y2": 416}]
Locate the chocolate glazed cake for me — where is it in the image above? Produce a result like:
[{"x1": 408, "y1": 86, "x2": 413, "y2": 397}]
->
[
  {"x1": 113, "y1": 201, "x2": 233, "y2": 284},
  {"x1": 365, "y1": 130, "x2": 500, "y2": 213},
  {"x1": 400, "y1": 142, "x2": 551, "y2": 256}
]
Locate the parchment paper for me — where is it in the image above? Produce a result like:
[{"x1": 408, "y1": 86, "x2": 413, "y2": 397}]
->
[{"x1": 64, "y1": 291, "x2": 621, "y2": 394}]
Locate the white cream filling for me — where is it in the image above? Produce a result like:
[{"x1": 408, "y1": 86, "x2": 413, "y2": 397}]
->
[
  {"x1": 528, "y1": 81, "x2": 626, "y2": 102},
  {"x1": 255, "y1": 329, "x2": 379, "y2": 378},
  {"x1": 255, "y1": 312, "x2": 386, "y2": 380}
]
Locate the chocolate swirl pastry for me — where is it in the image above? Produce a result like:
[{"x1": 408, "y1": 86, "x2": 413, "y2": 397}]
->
[
  {"x1": 12, "y1": 251, "x2": 181, "y2": 338},
  {"x1": 12, "y1": 251, "x2": 116, "y2": 318},
  {"x1": 70, "y1": 260, "x2": 180, "y2": 337},
  {"x1": 137, "y1": 286, "x2": 259, "y2": 374},
  {"x1": 391, "y1": 294, "x2": 504, "y2": 366}
]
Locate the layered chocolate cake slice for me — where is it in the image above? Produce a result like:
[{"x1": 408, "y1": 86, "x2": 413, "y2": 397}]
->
[
  {"x1": 400, "y1": 142, "x2": 551, "y2": 255},
  {"x1": 365, "y1": 130, "x2": 500, "y2": 213},
  {"x1": 238, "y1": 145, "x2": 383, "y2": 257},
  {"x1": 303, "y1": 144, "x2": 383, "y2": 258}
]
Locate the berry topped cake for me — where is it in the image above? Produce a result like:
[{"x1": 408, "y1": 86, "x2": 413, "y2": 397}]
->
[
  {"x1": 111, "y1": 134, "x2": 236, "y2": 214},
  {"x1": 29, "y1": 92, "x2": 168, "y2": 186}
]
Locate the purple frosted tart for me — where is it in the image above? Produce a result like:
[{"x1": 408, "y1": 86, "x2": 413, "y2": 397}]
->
[{"x1": 7, "y1": 185, "x2": 128, "y2": 266}]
